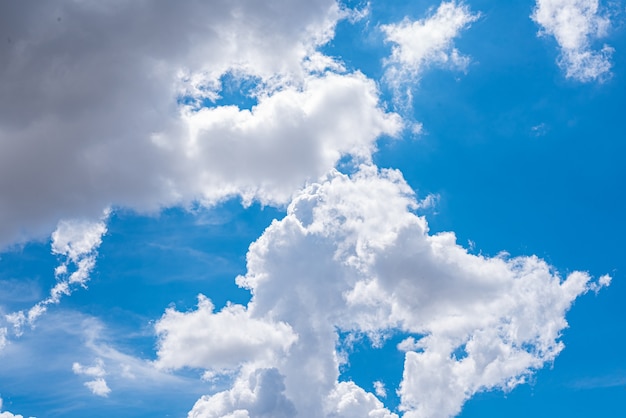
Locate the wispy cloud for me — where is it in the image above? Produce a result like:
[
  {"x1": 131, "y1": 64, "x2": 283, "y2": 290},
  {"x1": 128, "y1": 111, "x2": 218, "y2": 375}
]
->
[{"x1": 4, "y1": 214, "x2": 108, "y2": 338}]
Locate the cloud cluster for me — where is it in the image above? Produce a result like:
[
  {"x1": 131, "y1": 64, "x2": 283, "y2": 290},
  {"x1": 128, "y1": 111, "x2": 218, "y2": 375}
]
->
[
  {"x1": 532, "y1": 0, "x2": 614, "y2": 81},
  {"x1": 154, "y1": 166, "x2": 609, "y2": 417},
  {"x1": 0, "y1": 0, "x2": 400, "y2": 248},
  {"x1": 72, "y1": 358, "x2": 111, "y2": 397}
]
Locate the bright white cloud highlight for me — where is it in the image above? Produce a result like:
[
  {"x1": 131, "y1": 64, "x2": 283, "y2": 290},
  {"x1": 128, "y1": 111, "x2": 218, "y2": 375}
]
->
[
  {"x1": 155, "y1": 165, "x2": 608, "y2": 417},
  {"x1": 382, "y1": 1, "x2": 479, "y2": 88},
  {"x1": 532, "y1": 0, "x2": 614, "y2": 81},
  {"x1": 177, "y1": 72, "x2": 402, "y2": 206}
]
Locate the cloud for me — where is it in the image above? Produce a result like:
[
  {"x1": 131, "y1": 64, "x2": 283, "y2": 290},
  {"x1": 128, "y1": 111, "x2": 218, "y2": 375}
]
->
[
  {"x1": 188, "y1": 368, "x2": 297, "y2": 418},
  {"x1": 73, "y1": 358, "x2": 111, "y2": 397},
  {"x1": 0, "y1": 0, "x2": 400, "y2": 249},
  {"x1": 532, "y1": 0, "x2": 614, "y2": 81},
  {"x1": 0, "y1": 328, "x2": 6, "y2": 351},
  {"x1": 154, "y1": 295, "x2": 298, "y2": 372},
  {"x1": 153, "y1": 165, "x2": 608, "y2": 417},
  {"x1": 4, "y1": 215, "x2": 107, "y2": 337},
  {"x1": 0, "y1": 399, "x2": 23, "y2": 418},
  {"x1": 83, "y1": 378, "x2": 111, "y2": 398},
  {"x1": 381, "y1": 1, "x2": 479, "y2": 91},
  {"x1": 373, "y1": 381, "x2": 387, "y2": 398},
  {"x1": 72, "y1": 358, "x2": 107, "y2": 378}
]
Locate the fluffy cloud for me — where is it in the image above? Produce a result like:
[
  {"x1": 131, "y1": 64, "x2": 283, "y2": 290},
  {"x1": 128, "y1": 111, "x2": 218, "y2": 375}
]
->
[
  {"x1": 381, "y1": 1, "x2": 479, "y2": 89},
  {"x1": 174, "y1": 72, "x2": 401, "y2": 206},
  {"x1": 155, "y1": 165, "x2": 608, "y2": 417},
  {"x1": 73, "y1": 358, "x2": 111, "y2": 397},
  {"x1": 155, "y1": 295, "x2": 297, "y2": 372},
  {"x1": 532, "y1": 0, "x2": 614, "y2": 81},
  {"x1": 188, "y1": 368, "x2": 296, "y2": 418},
  {"x1": 0, "y1": 399, "x2": 23, "y2": 418},
  {"x1": 0, "y1": 0, "x2": 400, "y2": 248}
]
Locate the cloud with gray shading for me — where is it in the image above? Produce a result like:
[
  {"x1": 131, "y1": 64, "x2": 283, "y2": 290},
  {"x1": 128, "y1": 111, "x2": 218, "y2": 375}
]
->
[
  {"x1": 155, "y1": 165, "x2": 609, "y2": 417},
  {"x1": 0, "y1": 0, "x2": 399, "y2": 248}
]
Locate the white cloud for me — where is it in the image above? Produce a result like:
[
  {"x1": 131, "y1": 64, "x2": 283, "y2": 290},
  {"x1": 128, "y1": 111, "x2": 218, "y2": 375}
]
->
[
  {"x1": 532, "y1": 0, "x2": 614, "y2": 81},
  {"x1": 382, "y1": 1, "x2": 479, "y2": 89},
  {"x1": 154, "y1": 295, "x2": 298, "y2": 372},
  {"x1": 373, "y1": 380, "x2": 387, "y2": 398},
  {"x1": 72, "y1": 358, "x2": 107, "y2": 378},
  {"x1": 0, "y1": 0, "x2": 400, "y2": 249},
  {"x1": 83, "y1": 378, "x2": 111, "y2": 398},
  {"x1": 0, "y1": 327, "x2": 6, "y2": 351},
  {"x1": 5, "y1": 215, "x2": 107, "y2": 336},
  {"x1": 325, "y1": 382, "x2": 397, "y2": 418},
  {"x1": 176, "y1": 72, "x2": 401, "y2": 206},
  {"x1": 155, "y1": 165, "x2": 607, "y2": 417},
  {"x1": 0, "y1": 399, "x2": 24, "y2": 418},
  {"x1": 73, "y1": 358, "x2": 111, "y2": 397}
]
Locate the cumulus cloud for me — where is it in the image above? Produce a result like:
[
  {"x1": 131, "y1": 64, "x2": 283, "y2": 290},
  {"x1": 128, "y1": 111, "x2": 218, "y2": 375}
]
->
[
  {"x1": 0, "y1": 399, "x2": 23, "y2": 418},
  {"x1": 382, "y1": 1, "x2": 479, "y2": 91},
  {"x1": 0, "y1": 0, "x2": 401, "y2": 248},
  {"x1": 155, "y1": 295, "x2": 297, "y2": 372},
  {"x1": 154, "y1": 165, "x2": 608, "y2": 417},
  {"x1": 532, "y1": 0, "x2": 614, "y2": 81},
  {"x1": 72, "y1": 358, "x2": 111, "y2": 397},
  {"x1": 189, "y1": 368, "x2": 297, "y2": 418},
  {"x1": 83, "y1": 378, "x2": 111, "y2": 398},
  {"x1": 5, "y1": 216, "x2": 107, "y2": 336}
]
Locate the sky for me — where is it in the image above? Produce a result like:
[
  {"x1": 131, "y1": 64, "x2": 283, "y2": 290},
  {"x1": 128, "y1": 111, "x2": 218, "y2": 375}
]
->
[{"x1": 0, "y1": 0, "x2": 625, "y2": 417}]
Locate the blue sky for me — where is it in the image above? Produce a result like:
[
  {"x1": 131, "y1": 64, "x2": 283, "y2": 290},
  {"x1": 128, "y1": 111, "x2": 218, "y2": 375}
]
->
[{"x1": 0, "y1": 1, "x2": 625, "y2": 417}]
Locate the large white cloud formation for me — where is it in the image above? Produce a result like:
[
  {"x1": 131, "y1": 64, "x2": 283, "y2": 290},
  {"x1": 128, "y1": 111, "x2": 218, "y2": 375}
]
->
[
  {"x1": 532, "y1": 0, "x2": 614, "y2": 81},
  {"x1": 0, "y1": 0, "x2": 400, "y2": 248},
  {"x1": 155, "y1": 166, "x2": 609, "y2": 417}
]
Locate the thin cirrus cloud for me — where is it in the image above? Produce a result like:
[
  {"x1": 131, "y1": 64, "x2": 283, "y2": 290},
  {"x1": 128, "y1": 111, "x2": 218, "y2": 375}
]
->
[
  {"x1": 532, "y1": 0, "x2": 614, "y2": 81},
  {"x1": 155, "y1": 166, "x2": 610, "y2": 418}
]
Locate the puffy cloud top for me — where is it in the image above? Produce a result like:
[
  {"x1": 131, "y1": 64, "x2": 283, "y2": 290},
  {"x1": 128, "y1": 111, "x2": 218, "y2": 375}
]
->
[
  {"x1": 0, "y1": 0, "x2": 400, "y2": 248},
  {"x1": 155, "y1": 166, "x2": 608, "y2": 417}
]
